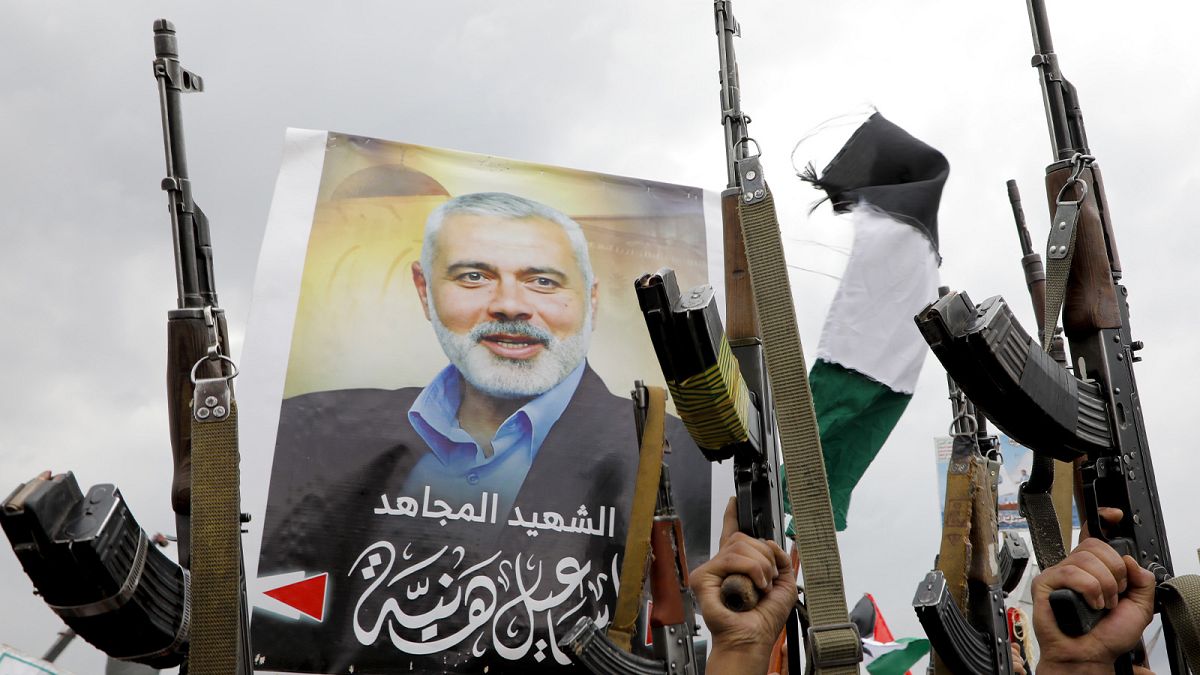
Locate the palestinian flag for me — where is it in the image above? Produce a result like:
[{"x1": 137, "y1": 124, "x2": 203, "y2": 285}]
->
[
  {"x1": 801, "y1": 112, "x2": 947, "y2": 530},
  {"x1": 850, "y1": 593, "x2": 931, "y2": 675}
]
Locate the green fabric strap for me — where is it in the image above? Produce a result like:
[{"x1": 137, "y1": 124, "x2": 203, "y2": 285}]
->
[
  {"x1": 1161, "y1": 574, "x2": 1200, "y2": 673},
  {"x1": 1042, "y1": 192, "x2": 1082, "y2": 351},
  {"x1": 738, "y1": 186, "x2": 860, "y2": 673},
  {"x1": 189, "y1": 395, "x2": 241, "y2": 674},
  {"x1": 1019, "y1": 488, "x2": 1066, "y2": 570}
]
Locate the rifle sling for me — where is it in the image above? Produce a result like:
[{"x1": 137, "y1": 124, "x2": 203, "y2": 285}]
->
[
  {"x1": 936, "y1": 445, "x2": 978, "y2": 613},
  {"x1": 931, "y1": 442, "x2": 985, "y2": 674},
  {"x1": 1019, "y1": 455, "x2": 1068, "y2": 570},
  {"x1": 1041, "y1": 202, "x2": 1079, "y2": 351},
  {"x1": 608, "y1": 386, "x2": 667, "y2": 652},
  {"x1": 738, "y1": 186, "x2": 860, "y2": 672},
  {"x1": 189, "y1": 379, "x2": 241, "y2": 674},
  {"x1": 1160, "y1": 575, "x2": 1200, "y2": 673}
]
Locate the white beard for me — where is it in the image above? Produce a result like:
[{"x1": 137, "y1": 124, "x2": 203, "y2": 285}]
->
[{"x1": 429, "y1": 303, "x2": 592, "y2": 399}]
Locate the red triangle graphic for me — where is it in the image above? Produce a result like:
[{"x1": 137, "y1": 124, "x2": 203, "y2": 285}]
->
[{"x1": 264, "y1": 573, "x2": 328, "y2": 622}]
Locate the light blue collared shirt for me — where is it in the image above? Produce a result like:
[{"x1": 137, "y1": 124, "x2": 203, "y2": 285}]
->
[{"x1": 402, "y1": 362, "x2": 586, "y2": 518}]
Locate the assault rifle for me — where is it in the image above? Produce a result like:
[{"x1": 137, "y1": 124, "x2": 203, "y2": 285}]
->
[
  {"x1": 634, "y1": 0, "x2": 799, "y2": 660},
  {"x1": 637, "y1": 0, "x2": 792, "y2": 622},
  {"x1": 631, "y1": 3, "x2": 863, "y2": 673},
  {"x1": 915, "y1": 1, "x2": 1200, "y2": 671},
  {"x1": 913, "y1": 364, "x2": 1024, "y2": 675},
  {"x1": 561, "y1": 383, "x2": 703, "y2": 675},
  {"x1": 1, "y1": 21, "x2": 252, "y2": 673},
  {"x1": 154, "y1": 19, "x2": 252, "y2": 674}
]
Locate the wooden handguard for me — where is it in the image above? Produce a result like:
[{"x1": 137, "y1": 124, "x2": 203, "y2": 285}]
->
[
  {"x1": 648, "y1": 520, "x2": 687, "y2": 627},
  {"x1": 1044, "y1": 164, "x2": 1121, "y2": 336},
  {"x1": 722, "y1": 191, "x2": 758, "y2": 340},
  {"x1": 165, "y1": 311, "x2": 230, "y2": 519}
]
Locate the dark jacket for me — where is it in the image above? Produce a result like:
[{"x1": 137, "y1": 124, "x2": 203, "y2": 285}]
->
[{"x1": 252, "y1": 366, "x2": 711, "y2": 674}]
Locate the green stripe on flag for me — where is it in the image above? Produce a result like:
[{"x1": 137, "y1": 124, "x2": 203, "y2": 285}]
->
[
  {"x1": 866, "y1": 637, "x2": 930, "y2": 675},
  {"x1": 787, "y1": 359, "x2": 912, "y2": 531}
]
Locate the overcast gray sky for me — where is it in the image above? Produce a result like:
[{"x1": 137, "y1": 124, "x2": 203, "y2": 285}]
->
[{"x1": 2, "y1": 2, "x2": 1198, "y2": 673}]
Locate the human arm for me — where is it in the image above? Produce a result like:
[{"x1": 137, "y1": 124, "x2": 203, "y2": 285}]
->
[
  {"x1": 1031, "y1": 537, "x2": 1156, "y2": 675},
  {"x1": 692, "y1": 497, "x2": 796, "y2": 675}
]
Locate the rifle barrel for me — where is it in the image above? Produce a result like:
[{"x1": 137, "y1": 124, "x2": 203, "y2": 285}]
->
[
  {"x1": 154, "y1": 19, "x2": 217, "y2": 309},
  {"x1": 1025, "y1": 0, "x2": 1078, "y2": 160},
  {"x1": 715, "y1": 0, "x2": 748, "y2": 189}
]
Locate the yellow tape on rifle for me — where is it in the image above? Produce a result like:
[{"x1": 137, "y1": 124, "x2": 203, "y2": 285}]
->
[{"x1": 666, "y1": 336, "x2": 752, "y2": 451}]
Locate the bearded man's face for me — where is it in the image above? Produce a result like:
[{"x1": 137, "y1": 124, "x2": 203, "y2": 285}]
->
[{"x1": 417, "y1": 213, "x2": 595, "y2": 398}]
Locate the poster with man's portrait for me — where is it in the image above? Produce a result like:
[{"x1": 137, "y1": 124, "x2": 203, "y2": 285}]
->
[{"x1": 243, "y1": 130, "x2": 720, "y2": 674}]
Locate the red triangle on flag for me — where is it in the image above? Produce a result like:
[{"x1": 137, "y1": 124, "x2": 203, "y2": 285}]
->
[
  {"x1": 866, "y1": 593, "x2": 896, "y2": 643},
  {"x1": 264, "y1": 573, "x2": 328, "y2": 622}
]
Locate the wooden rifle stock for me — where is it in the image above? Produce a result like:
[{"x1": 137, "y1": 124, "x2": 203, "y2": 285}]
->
[
  {"x1": 722, "y1": 190, "x2": 758, "y2": 340},
  {"x1": 1043, "y1": 164, "x2": 1121, "y2": 337},
  {"x1": 649, "y1": 519, "x2": 689, "y2": 627},
  {"x1": 165, "y1": 310, "x2": 229, "y2": 565}
]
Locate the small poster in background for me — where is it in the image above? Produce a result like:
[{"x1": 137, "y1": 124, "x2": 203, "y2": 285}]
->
[{"x1": 932, "y1": 434, "x2": 1079, "y2": 531}]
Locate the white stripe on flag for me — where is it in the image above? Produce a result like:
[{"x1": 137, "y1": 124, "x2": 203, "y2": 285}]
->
[{"x1": 815, "y1": 204, "x2": 940, "y2": 394}]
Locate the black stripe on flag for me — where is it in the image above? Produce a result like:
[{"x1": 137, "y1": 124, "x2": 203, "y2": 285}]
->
[{"x1": 803, "y1": 112, "x2": 948, "y2": 254}]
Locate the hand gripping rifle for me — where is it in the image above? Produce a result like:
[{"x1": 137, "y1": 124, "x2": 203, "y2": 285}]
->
[
  {"x1": 914, "y1": 2, "x2": 1200, "y2": 671},
  {"x1": 913, "y1": 358, "x2": 1024, "y2": 675},
  {"x1": 630, "y1": 3, "x2": 862, "y2": 672},
  {"x1": 560, "y1": 383, "x2": 703, "y2": 675}
]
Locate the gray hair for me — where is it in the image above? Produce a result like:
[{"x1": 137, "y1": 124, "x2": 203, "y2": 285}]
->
[{"x1": 420, "y1": 192, "x2": 595, "y2": 290}]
